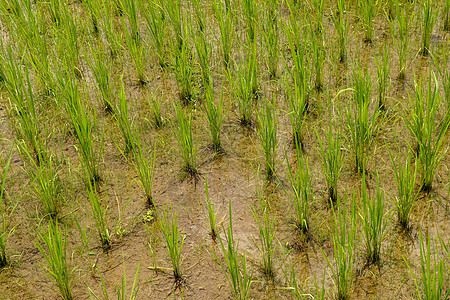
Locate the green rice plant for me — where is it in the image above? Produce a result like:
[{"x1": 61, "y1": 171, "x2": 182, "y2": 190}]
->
[
  {"x1": 389, "y1": 148, "x2": 418, "y2": 229},
  {"x1": 359, "y1": 175, "x2": 390, "y2": 264},
  {"x1": 262, "y1": 0, "x2": 279, "y2": 78},
  {"x1": 84, "y1": 0, "x2": 101, "y2": 34},
  {"x1": 144, "y1": 0, "x2": 167, "y2": 67},
  {"x1": 159, "y1": 204, "x2": 185, "y2": 281},
  {"x1": 131, "y1": 132, "x2": 156, "y2": 207},
  {"x1": 173, "y1": 101, "x2": 198, "y2": 176},
  {"x1": 87, "y1": 262, "x2": 141, "y2": 300},
  {"x1": 421, "y1": 0, "x2": 437, "y2": 56},
  {"x1": 242, "y1": 0, "x2": 257, "y2": 42},
  {"x1": 257, "y1": 97, "x2": 277, "y2": 180},
  {"x1": 406, "y1": 232, "x2": 449, "y2": 300},
  {"x1": 323, "y1": 195, "x2": 357, "y2": 300},
  {"x1": 204, "y1": 175, "x2": 219, "y2": 240},
  {"x1": 171, "y1": 35, "x2": 195, "y2": 104},
  {"x1": 229, "y1": 44, "x2": 258, "y2": 126},
  {"x1": 375, "y1": 45, "x2": 391, "y2": 111},
  {"x1": 0, "y1": 147, "x2": 14, "y2": 267},
  {"x1": 88, "y1": 182, "x2": 111, "y2": 248},
  {"x1": 311, "y1": 0, "x2": 324, "y2": 33},
  {"x1": 59, "y1": 75, "x2": 104, "y2": 184},
  {"x1": 361, "y1": 0, "x2": 375, "y2": 43},
  {"x1": 389, "y1": 1, "x2": 412, "y2": 80},
  {"x1": 88, "y1": 42, "x2": 115, "y2": 113},
  {"x1": 445, "y1": 0, "x2": 450, "y2": 31},
  {"x1": 165, "y1": 0, "x2": 183, "y2": 49},
  {"x1": 284, "y1": 148, "x2": 310, "y2": 233},
  {"x1": 57, "y1": 4, "x2": 81, "y2": 76},
  {"x1": 309, "y1": 19, "x2": 325, "y2": 91},
  {"x1": 194, "y1": 29, "x2": 212, "y2": 87},
  {"x1": 148, "y1": 92, "x2": 164, "y2": 129},
  {"x1": 204, "y1": 83, "x2": 224, "y2": 152},
  {"x1": 317, "y1": 122, "x2": 344, "y2": 203},
  {"x1": 213, "y1": 0, "x2": 233, "y2": 68},
  {"x1": 3, "y1": 49, "x2": 47, "y2": 163},
  {"x1": 191, "y1": 0, "x2": 206, "y2": 33},
  {"x1": 404, "y1": 74, "x2": 448, "y2": 192},
  {"x1": 123, "y1": 19, "x2": 147, "y2": 85},
  {"x1": 334, "y1": 0, "x2": 350, "y2": 62},
  {"x1": 434, "y1": 41, "x2": 450, "y2": 126},
  {"x1": 115, "y1": 80, "x2": 135, "y2": 154},
  {"x1": 99, "y1": 0, "x2": 123, "y2": 57},
  {"x1": 48, "y1": 0, "x2": 62, "y2": 26},
  {"x1": 251, "y1": 206, "x2": 276, "y2": 278},
  {"x1": 347, "y1": 68, "x2": 379, "y2": 173},
  {"x1": 387, "y1": 0, "x2": 395, "y2": 20},
  {"x1": 122, "y1": 0, "x2": 141, "y2": 44},
  {"x1": 214, "y1": 202, "x2": 253, "y2": 299},
  {"x1": 35, "y1": 221, "x2": 72, "y2": 300}
]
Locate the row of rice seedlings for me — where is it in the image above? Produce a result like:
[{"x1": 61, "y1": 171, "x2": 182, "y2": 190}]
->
[
  {"x1": 404, "y1": 74, "x2": 448, "y2": 192},
  {"x1": 58, "y1": 75, "x2": 104, "y2": 184},
  {"x1": 360, "y1": 0, "x2": 375, "y2": 43},
  {"x1": 317, "y1": 122, "x2": 343, "y2": 203},
  {"x1": 257, "y1": 97, "x2": 277, "y2": 180},
  {"x1": 173, "y1": 102, "x2": 198, "y2": 177},
  {"x1": 213, "y1": 0, "x2": 233, "y2": 68},
  {"x1": 284, "y1": 147, "x2": 310, "y2": 234},
  {"x1": 230, "y1": 42, "x2": 258, "y2": 127},
  {"x1": 87, "y1": 262, "x2": 141, "y2": 299},
  {"x1": 88, "y1": 182, "x2": 111, "y2": 248},
  {"x1": 359, "y1": 175, "x2": 390, "y2": 265},
  {"x1": 204, "y1": 83, "x2": 224, "y2": 153},
  {"x1": 389, "y1": 1, "x2": 412, "y2": 80},
  {"x1": 144, "y1": 0, "x2": 167, "y2": 68},
  {"x1": 214, "y1": 202, "x2": 253, "y2": 299},
  {"x1": 2, "y1": 48, "x2": 47, "y2": 163},
  {"x1": 35, "y1": 221, "x2": 73, "y2": 300},
  {"x1": 204, "y1": 175, "x2": 219, "y2": 240},
  {"x1": 88, "y1": 42, "x2": 115, "y2": 113},
  {"x1": 347, "y1": 68, "x2": 379, "y2": 173},
  {"x1": 323, "y1": 195, "x2": 357, "y2": 300},
  {"x1": 261, "y1": 0, "x2": 279, "y2": 79},
  {"x1": 159, "y1": 204, "x2": 185, "y2": 282},
  {"x1": 0, "y1": 147, "x2": 14, "y2": 267},
  {"x1": 420, "y1": 0, "x2": 437, "y2": 56},
  {"x1": 334, "y1": 0, "x2": 350, "y2": 63},
  {"x1": 375, "y1": 45, "x2": 391, "y2": 111},
  {"x1": 406, "y1": 232, "x2": 449, "y2": 300},
  {"x1": 389, "y1": 148, "x2": 418, "y2": 230}
]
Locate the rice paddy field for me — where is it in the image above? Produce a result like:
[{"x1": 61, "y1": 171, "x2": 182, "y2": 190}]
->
[{"x1": 0, "y1": 0, "x2": 449, "y2": 299}]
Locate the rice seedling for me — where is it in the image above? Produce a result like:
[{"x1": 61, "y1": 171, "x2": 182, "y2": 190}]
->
[
  {"x1": 165, "y1": 0, "x2": 184, "y2": 49},
  {"x1": 56, "y1": 4, "x2": 81, "y2": 76},
  {"x1": 99, "y1": 0, "x2": 123, "y2": 57},
  {"x1": 35, "y1": 221, "x2": 72, "y2": 300},
  {"x1": 171, "y1": 33, "x2": 195, "y2": 104},
  {"x1": 445, "y1": 0, "x2": 450, "y2": 31},
  {"x1": 123, "y1": 19, "x2": 147, "y2": 85},
  {"x1": 257, "y1": 97, "x2": 277, "y2": 180},
  {"x1": 323, "y1": 195, "x2": 357, "y2": 300},
  {"x1": 284, "y1": 148, "x2": 310, "y2": 234},
  {"x1": 359, "y1": 174, "x2": 390, "y2": 264},
  {"x1": 360, "y1": 0, "x2": 375, "y2": 43},
  {"x1": 214, "y1": 202, "x2": 253, "y2": 299},
  {"x1": 311, "y1": 0, "x2": 324, "y2": 33},
  {"x1": 131, "y1": 132, "x2": 156, "y2": 207},
  {"x1": 334, "y1": 0, "x2": 350, "y2": 62},
  {"x1": 87, "y1": 262, "x2": 141, "y2": 300},
  {"x1": 404, "y1": 74, "x2": 448, "y2": 192},
  {"x1": 347, "y1": 67, "x2": 380, "y2": 173},
  {"x1": 122, "y1": 0, "x2": 141, "y2": 44},
  {"x1": 242, "y1": 0, "x2": 257, "y2": 42},
  {"x1": 159, "y1": 204, "x2": 185, "y2": 282},
  {"x1": 375, "y1": 45, "x2": 391, "y2": 111},
  {"x1": 148, "y1": 91, "x2": 164, "y2": 129},
  {"x1": 405, "y1": 232, "x2": 449, "y2": 300},
  {"x1": 84, "y1": 0, "x2": 101, "y2": 35},
  {"x1": 115, "y1": 79, "x2": 135, "y2": 154},
  {"x1": 213, "y1": 0, "x2": 233, "y2": 68},
  {"x1": 88, "y1": 182, "x2": 111, "y2": 248},
  {"x1": 173, "y1": 101, "x2": 198, "y2": 177},
  {"x1": 309, "y1": 19, "x2": 325, "y2": 91},
  {"x1": 204, "y1": 175, "x2": 219, "y2": 240},
  {"x1": 387, "y1": 0, "x2": 395, "y2": 20},
  {"x1": 252, "y1": 205, "x2": 276, "y2": 278},
  {"x1": 389, "y1": 148, "x2": 418, "y2": 230},
  {"x1": 317, "y1": 122, "x2": 344, "y2": 203},
  {"x1": 191, "y1": 0, "x2": 206, "y2": 33},
  {"x1": 262, "y1": 0, "x2": 279, "y2": 78},
  {"x1": 389, "y1": 1, "x2": 412, "y2": 80},
  {"x1": 88, "y1": 42, "x2": 115, "y2": 113},
  {"x1": 48, "y1": 0, "x2": 62, "y2": 26},
  {"x1": 144, "y1": 0, "x2": 167, "y2": 68},
  {"x1": 204, "y1": 83, "x2": 224, "y2": 153},
  {"x1": 421, "y1": 0, "x2": 437, "y2": 56},
  {"x1": 194, "y1": 29, "x2": 211, "y2": 87},
  {"x1": 58, "y1": 75, "x2": 104, "y2": 184},
  {"x1": 0, "y1": 147, "x2": 14, "y2": 268}
]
